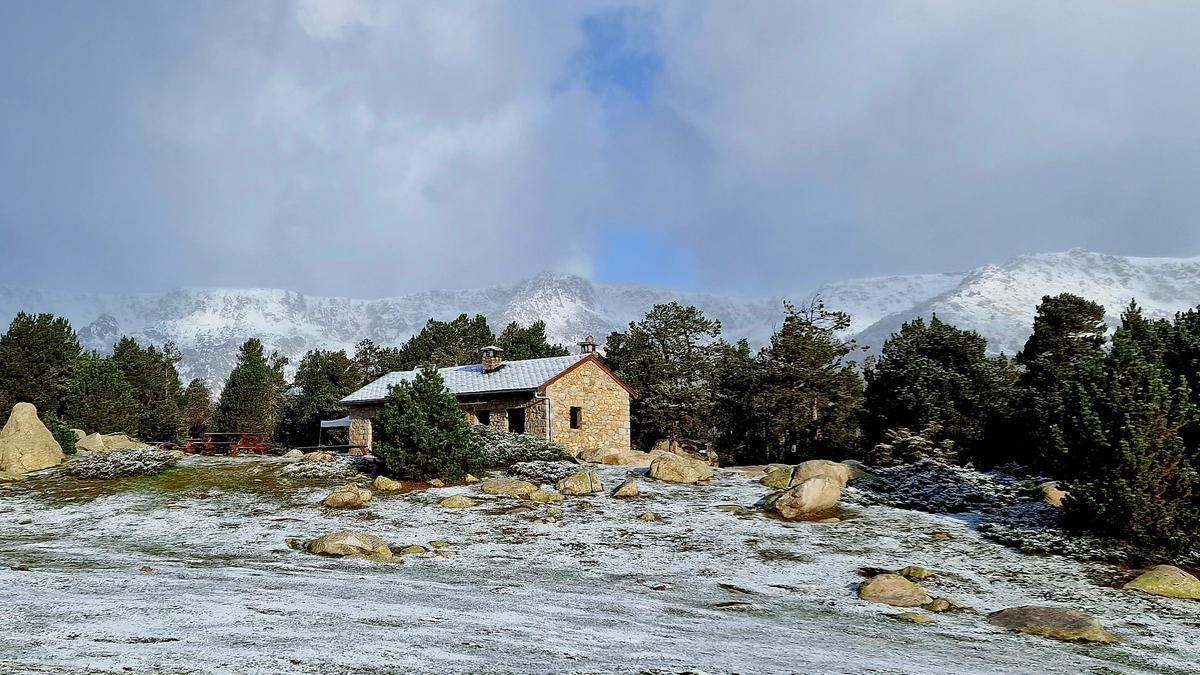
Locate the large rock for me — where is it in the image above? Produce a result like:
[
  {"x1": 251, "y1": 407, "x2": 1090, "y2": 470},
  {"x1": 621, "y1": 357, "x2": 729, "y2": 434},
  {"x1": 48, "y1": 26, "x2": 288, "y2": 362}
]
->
[
  {"x1": 651, "y1": 438, "x2": 719, "y2": 466},
  {"x1": 760, "y1": 460, "x2": 852, "y2": 490},
  {"x1": 322, "y1": 485, "x2": 372, "y2": 509},
  {"x1": 987, "y1": 606, "x2": 1118, "y2": 643},
  {"x1": 765, "y1": 476, "x2": 841, "y2": 519},
  {"x1": 75, "y1": 432, "x2": 107, "y2": 453},
  {"x1": 303, "y1": 451, "x2": 335, "y2": 462},
  {"x1": 578, "y1": 447, "x2": 655, "y2": 467},
  {"x1": 0, "y1": 471, "x2": 27, "y2": 483},
  {"x1": 481, "y1": 477, "x2": 539, "y2": 497},
  {"x1": 101, "y1": 433, "x2": 146, "y2": 451},
  {"x1": 1038, "y1": 481, "x2": 1069, "y2": 507},
  {"x1": 858, "y1": 573, "x2": 932, "y2": 607},
  {"x1": 295, "y1": 531, "x2": 392, "y2": 559},
  {"x1": 1124, "y1": 565, "x2": 1200, "y2": 600},
  {"x1": 556, "y1": 469, "x2": 603, "y2": 495},
  {"x1": 648, "y1": 453, "x2": 714, "y2": 484},
  {"x1": 0, "y1": 403, "x2": 65, "y2": 474}
]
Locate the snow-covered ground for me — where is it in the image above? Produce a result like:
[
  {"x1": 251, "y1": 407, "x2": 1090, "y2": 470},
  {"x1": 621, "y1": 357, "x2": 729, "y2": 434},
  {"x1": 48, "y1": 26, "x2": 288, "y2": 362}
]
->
[{"x1": 1, "y1": 458, "x2": 1196, "y2": 674}]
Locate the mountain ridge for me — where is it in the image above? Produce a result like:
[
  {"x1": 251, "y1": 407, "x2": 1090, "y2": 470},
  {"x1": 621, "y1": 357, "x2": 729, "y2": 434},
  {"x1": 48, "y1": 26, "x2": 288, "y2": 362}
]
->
[{"x1": 2, "y1": 250, "x2": 1198, "y2": 389}]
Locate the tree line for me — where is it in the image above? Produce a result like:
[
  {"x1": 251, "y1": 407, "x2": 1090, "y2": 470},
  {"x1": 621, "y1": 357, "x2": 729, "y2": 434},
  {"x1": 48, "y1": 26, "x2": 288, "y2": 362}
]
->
[
  {"x1": 0, "y1": 312, "x2": 565, "y2": 449},
  {"x1": 601, "y1": 294, "x2": 1200, "y2": 557}
]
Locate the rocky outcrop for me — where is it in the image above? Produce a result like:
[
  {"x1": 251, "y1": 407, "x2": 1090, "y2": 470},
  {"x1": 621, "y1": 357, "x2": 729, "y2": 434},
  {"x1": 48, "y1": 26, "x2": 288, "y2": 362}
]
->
[
  {"x1": 857, "y1": 573, "x2": 932, "y2": 607},
  {"x1": 764, "y1": 476, "x2": 841, "y2": 519},
  {"x1": 556, "y1": 469, "x2": 603, "y2": 495},
  {"x1": 322, "y1": 485, "x2": 372, "y2": 509},
  {"x1": 648, "y1": 453, "x2": 714, "y2": 484},
  {"x1": 481, "y1": 478, "x2": 539, "y2": 498},
  {"x1": 292, "y1": 531, "x2": 392, "y2": 559},
  {"x1": 1124, "y1": 565, "x2": 1200, "y2": 600},
  {"x1": 0, "y1": 403, "x2": 65, "y2": 474},
  {"x1": 987, "y1": 606, "x2": 1118, "y2": 643}
]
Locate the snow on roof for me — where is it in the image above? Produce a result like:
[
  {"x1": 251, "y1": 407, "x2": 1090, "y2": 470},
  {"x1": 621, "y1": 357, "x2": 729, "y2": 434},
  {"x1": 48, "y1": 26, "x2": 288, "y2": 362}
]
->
[{"x1": 341, "y1": 353, "x2": 590, "y2": 404}]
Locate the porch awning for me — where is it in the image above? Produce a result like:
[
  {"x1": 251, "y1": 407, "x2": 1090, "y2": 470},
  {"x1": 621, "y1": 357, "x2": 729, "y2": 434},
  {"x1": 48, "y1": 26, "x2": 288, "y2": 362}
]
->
[{"x1": 319, "y1": 416, "x2": 352, "y2": 429}]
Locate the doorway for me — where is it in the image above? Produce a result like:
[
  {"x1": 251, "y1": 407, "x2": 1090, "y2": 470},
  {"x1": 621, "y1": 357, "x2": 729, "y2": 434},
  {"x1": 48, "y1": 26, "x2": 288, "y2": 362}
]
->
[{"x1": 507, "y1": 407, "x2": 525, "y2": 434}]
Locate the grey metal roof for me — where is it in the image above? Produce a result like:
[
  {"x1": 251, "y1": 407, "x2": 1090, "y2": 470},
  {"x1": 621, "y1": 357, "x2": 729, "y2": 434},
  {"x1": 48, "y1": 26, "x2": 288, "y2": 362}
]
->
[{"x1": 341, "y1": 353, "x2": 589, "y2": 404}]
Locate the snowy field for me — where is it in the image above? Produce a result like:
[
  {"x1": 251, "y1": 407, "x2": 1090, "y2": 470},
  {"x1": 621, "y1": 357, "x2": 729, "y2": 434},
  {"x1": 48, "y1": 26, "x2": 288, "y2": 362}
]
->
[{"x1": 1, "y1": 458, "x2": 1198, "y2": 674}]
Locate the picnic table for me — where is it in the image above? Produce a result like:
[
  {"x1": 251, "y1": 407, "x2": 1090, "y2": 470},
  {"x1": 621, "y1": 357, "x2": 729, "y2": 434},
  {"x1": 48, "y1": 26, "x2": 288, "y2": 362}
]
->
[{"x1": 184, "y1": 432, "x2": 269, "y2": 456}]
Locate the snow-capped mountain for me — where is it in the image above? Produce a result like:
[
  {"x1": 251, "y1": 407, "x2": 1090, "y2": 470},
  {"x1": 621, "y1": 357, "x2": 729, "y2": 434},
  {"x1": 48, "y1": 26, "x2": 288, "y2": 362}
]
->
[
  {"x1": 2, "y1": 249, "x2": 1198, "y2": 389},
  {"x1": 855, "y1": 249, "x2": 1200, "y2": 355}
]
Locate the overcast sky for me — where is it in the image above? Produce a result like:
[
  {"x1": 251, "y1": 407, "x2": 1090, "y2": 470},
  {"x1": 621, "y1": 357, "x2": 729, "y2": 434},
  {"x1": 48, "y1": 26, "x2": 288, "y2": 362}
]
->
[{"x1": 2, "y1": 1, "x2": 1199, "y2": 298}]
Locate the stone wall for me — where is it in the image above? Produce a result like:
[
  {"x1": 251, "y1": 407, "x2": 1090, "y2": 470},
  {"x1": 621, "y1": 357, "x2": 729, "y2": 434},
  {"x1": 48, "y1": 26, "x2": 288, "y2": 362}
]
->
[
  {"x1": 463, "y1": 396, "x2": 548, "y2": 438},
  {"x1": 348, "y1": 406, "x2": 378, "y2": 448},
  {"x1": 544, "y1": 359, "x2": 631, "y2": 455}
]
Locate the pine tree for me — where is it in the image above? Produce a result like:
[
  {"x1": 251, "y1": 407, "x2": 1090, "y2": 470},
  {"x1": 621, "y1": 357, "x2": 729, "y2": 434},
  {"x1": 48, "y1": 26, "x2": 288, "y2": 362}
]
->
[
  {"x1": 709, "y1": 339, "x2": 766, "y2": 465},
  {"x1": 372, "y1": 366, "x2": 484, "y2": 480},
  {"x1": 0, "y1": 312, "x2": 82, "y2": 416},
  {"x1": 496, "y1": 320, "x2": 569, "y2": 360},
  {"x1": 1060, "y1": 305, "x2": 1200, "y2": 556},
  {"x1": 215, "y1": 338, "x2": 288, "y2": 435},
  {"x1": 277, "y1": 349, "x2": 361, "y2": 446},
  {"x1": 182, "y1": 378, "x2": 214, "y2": 437},
  {"x1": 112, "y1": 336, "x2": 185, "y2": 439},
  {"x1": 352, "y1": 339, "x2": 407, "y2": 386},
  {"x1": 65, "y1": 354, "x2": 139, "y2": 434},
  {"x1": 1010, "y1": 294, "x2": 1108, "y2": 470},
  {"x1": 398, "y1": 314, "x2": 496, "y2": 369},
  {"x1": 862, "y1": 315, "x2": 1016, "y2": 464},
  {"x1": 756, "y1": 300, "x2": 864, "y2": 463},
  {"x1": 604, "y1": 302, "x2": 722, "y2": 450}
]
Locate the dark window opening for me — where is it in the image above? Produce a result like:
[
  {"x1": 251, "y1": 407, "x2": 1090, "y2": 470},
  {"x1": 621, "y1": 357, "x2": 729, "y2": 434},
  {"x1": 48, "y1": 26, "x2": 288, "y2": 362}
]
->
[
  {"x1": 508, "y1": 407, "x2": 526, "y2": 434},
  {"x1": 570, "y1": 406, "x2": 583, "y2": 429},
  {"x1": 476, "y1": 410, "x2": 490, "y2": 426}
]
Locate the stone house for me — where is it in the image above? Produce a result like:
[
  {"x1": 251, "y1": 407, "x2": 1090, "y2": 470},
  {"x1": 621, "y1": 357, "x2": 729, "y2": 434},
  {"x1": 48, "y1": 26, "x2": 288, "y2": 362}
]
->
[{"x1": 340, "y1": 338, "x2": 636, "y2": 456}]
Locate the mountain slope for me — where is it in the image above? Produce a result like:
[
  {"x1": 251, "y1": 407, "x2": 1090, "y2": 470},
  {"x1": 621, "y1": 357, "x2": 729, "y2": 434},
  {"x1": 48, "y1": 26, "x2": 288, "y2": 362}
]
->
[{"x1": 855, "y1": 249, "x2": 1200, "y2": 355}]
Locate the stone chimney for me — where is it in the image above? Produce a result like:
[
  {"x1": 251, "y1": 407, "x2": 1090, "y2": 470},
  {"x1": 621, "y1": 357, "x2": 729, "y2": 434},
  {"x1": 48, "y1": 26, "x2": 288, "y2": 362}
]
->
[
  {"x1": 481, "y1": 345, "x2": 504, "y2": 372},
  {"x1": 578, "y1": 335, "x2": 598, "y2": 355}
]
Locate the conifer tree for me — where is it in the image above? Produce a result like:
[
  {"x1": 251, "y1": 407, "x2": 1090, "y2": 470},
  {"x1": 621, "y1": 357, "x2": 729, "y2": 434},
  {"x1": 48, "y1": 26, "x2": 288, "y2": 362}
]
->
[
  {"x1": 1010, "y1": 294, "x2": 1107, "y2": 469},
  {"x1": 112, "y1": 336, "x2": 186, "y2": 439},
  {"x1": 709, "y1": 339, "x2": 766, "y2": 465},
  {"x1": 65, "y1": 354, "x2": 138, "y2": 434},
  {"x1": 496, "y1": 320, "x2": 569, "y2": 360},
  {"x1": 277, "y1": 349, "x2": 361, "y2": 446},
  {"x1": 372, "y1": 366, "x2": 484, "y2": 479},
  {"x1": 398, "y1": 314, "x2": 496, "y2": 368},
  {"x1": 182, "y1": 378, "x2": 214, "y2": 437},
  {"x1": 756, "y1": 300, "x2": 864, "y2": 462},
  {"x1": 604, "y1": 302, "x2": 721, "y2": 450},
  {"x1": 862, "y1": 315, "x2": 1016, "y2": 463},
  {"x1": 0, "y1": 312, "x2": 82, "y2": 416},
  {"x1": 215, "y1": 338, "x2": 288, "y2": 435},
  {"x1": 352, "y1": 339, "x2": 407, "y2": 386},
  {"x1": 1060, "y1": 305, "x2": 1200, "y2": 555}
]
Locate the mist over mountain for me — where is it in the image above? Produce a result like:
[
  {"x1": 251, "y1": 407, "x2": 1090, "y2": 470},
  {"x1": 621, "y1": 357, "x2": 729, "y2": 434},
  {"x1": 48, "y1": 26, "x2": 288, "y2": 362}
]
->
[{"x1": 1, "y1": 249, "x2": 1197, "y2": 389}]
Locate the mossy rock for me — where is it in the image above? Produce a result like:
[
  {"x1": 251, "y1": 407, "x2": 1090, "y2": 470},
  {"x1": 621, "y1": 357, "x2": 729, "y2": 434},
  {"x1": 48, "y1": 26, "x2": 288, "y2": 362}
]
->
[
  {"x1": 1123, "y1": 565, "x2": 1200, "y2": 600},
  {"x1": 988, "y1": 606, "x2": 1118, "y2": 644}
]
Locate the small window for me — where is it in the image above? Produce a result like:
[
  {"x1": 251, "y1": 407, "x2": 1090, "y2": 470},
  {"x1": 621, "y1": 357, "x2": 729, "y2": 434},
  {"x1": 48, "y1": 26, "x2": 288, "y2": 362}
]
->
[
  {"x1": 476, "y1": 410, "x2": 490, "y2": 426},
  {"x1": 570, "y1": 406, "x2": 582, "y2": 429},
  {"x1": 508, "y1": 407, "x2": 526, "y2": 434}
]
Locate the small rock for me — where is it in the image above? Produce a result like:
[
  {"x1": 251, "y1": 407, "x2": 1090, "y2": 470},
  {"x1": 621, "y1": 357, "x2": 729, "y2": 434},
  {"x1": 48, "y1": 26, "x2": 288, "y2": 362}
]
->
[
  {"x1": 556, "y1": 469, "x2": 603, "y2": 496},
  {"x1": 648, "y1": 453, "x2": 714, "y2": 484},
  {"x1": 435, "y1": 550, "x2": 459, "y2": 558},
  {"x1": 858, "y1": 573, "x2": 932, "y2": 607},
  {"x1": 1123, "y1": 565, "x2": 1200, "y2": 600},
  {"x1": 398, "y1": 545, "x2": 429, "y2": 555},
  {"x1": 428, "y1": 478, "x2": 445, "y2": 488},
  {"x1": 302, "y1": 451, "x2": 334, "y2": 463},
  {"x1": 481, "y1": 478, "x2": 539, "y2": 497},
  {"x1": 639, "y1": 511, "x2": 659, "y2": 522},
  {"x1": 611, "y1": 475, "x2": 640, "y2": 498},
  {"x1": 372, "y1": 476, "x2": 403, "y2": 492},
  {"x1": 428, "y1": 540, "x2": 450, "y2": 548},
  {"x1": 898, "y1": 565, "x2": 935, "y2": 582},
  {"x1": 439, "y1": 495, "x2": 479, "y2": 509},
  {"x1": 75, "y1": 432, "x2": 108, "y2": 454},
  {"x1": 987, "y1": 606, "x2": 1118, "y2": 644},
  {"x1": 528, "y1": 488, "x2": 565, "y2": 503},
  {"x1": 1038, "y1": 481, "x2": 1069, "y2": 507},
  {"x1": 322, "y1": 485, "x2": 372, "y2": 509},
  {"x1": 282, "y1": 449, "x2": 304, "y2": 458},
  {"x1": 931, "y1": 531, "x2": 953, "y2": 541},
  {"x1": 464, "y1": 474, "x2": 480, "y2": 484},
  {"x1": 297, "y1": 531, "x2": 393, "y2": 559},
  {"x1": 890, "y1": 612, "x2": 935, "y2": 624},
  {"x1": 140, "y1": 565, "x2": 154, "y2": 573},
  {"x1": 546, "y1": 507, "x2": 563, "y2": 516},
  {"x1": 926, "y1": 597, "x2": 972, "y2": 613}
]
